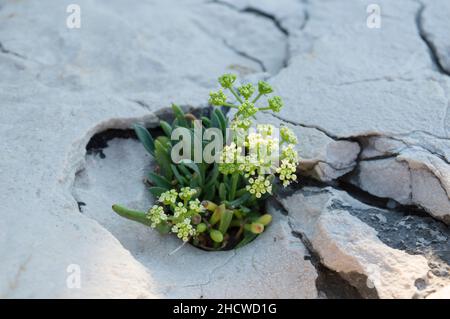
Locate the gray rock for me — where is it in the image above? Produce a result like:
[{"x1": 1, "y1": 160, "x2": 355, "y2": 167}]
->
[
  {"x1": 280, "y1": 187, "x2": 450, "y2": 299},
  {"x1": 420, "y1": 1, "x2": 450, "y2": 74}
]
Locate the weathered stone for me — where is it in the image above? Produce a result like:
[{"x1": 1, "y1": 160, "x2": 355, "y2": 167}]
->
[
  {"x1": 420, "y1": 1, "x2": 450, "y2": 74},
  {"x1": 280, "y1": 187, "x2": 447, "y2": 299}
]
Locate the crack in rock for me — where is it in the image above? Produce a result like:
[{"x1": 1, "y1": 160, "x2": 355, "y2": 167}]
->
[
  {"x1": 280, "y1": 186, "x2": 450, "y2": 299},
  {"x1": 415, "y1": 2, "x2": 450, "y2": 77},
  {"x1": 221, "y1": 39, "x2": 266, "y2": 72},
  {"x1": 0, "y1": 42, "x2": 27, "y2": 60}
]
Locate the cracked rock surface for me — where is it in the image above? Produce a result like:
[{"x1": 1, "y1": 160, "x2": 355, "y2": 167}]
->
[
  {"x1": 1, "y1": 0, "x2": 450, "y2": 298},
  {"x1": 280, "y1": 187, "x2": 450, "y2": 299}
]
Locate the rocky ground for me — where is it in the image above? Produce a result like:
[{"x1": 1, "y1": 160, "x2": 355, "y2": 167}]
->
[{"x1": 0, "y1": 0, "x2": 449, "y2": 298}]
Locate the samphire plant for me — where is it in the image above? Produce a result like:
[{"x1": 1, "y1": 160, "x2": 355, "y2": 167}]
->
[{"x1": 112, "y1": 74, "x2": 299, "y2": 250}]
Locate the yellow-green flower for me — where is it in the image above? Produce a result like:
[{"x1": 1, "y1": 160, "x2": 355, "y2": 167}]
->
[
  {"x1": 238, "y1": 83, "x2": 255, "y2": 100},
  {"x1": 179, "y1": 187, "x2": 197, "y2": 201},
  {"x1": 209, "y1": 89, "x2": 227, "y2": 106},
  {"x1": 219, "y1": 143, "x2": 243, "y2": 175},
  {"x1": 268, "y1": 96, "x2": 283, "y2": 112},
  {"x1": 218, "y1": 73, "x2": 236, "y2": 89},
  {"x1": 174, "y1": 202, "x2": 188, "y2": 218},
  {"x1": 188, "y1": 198, "x2": 204, "y2": 214},
  {"x1": 158, "y1": 189, "x2": 178, "y2": 205},
  {"x1": 280, "y1": 126, "x2": 298, "y2": 144},
  {"x1": 238, "y1": 101, "x2": 258, "y2": 118},
  {"x1": 246, "y1": 175, "x2": 272, "y2": 198},
  {"x1": 146, "y1": 205, "x2": 167, "y2": 228},
  {"x1": 258, "y1": 81, "x2": 273, "y2": 95},
  {"x1": 171, "y1": 218, "x2": 196, "y2": 242},
  {"x1": 276, "y1": 159, "x2": 298, "y2": 187}
]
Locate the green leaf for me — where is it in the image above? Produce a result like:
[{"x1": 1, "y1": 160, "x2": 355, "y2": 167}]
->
[
  {"x1": 147, "y1": 172, "x2": 172, "y2": 189},
  {"x1": 160, "y1": 120, "x2": 172, "y2": 137},
  {"x1": 172, "y1": 104, "x2": 188, "y2": 127},
  {"x1": 218, "y1": 209, "x2": 234, "y2": 234},
  {"x1": 133, "y1": 124, "x2": 155, "y2": 156},
  {"x1": 203, "y1": 185, "x2": 215, "y2": 200},
  {"x1": 181, "y1": 160, "x2": 203, "y2": 185},
  {"x1": 228, "y1": 193, "x2": 251, "y2": 208},
  {"x1": 112, "y1": 205, "x2": 151, "y2": 227},
  {"x1": 204, "y1": 164, "x2": 220, "y2": 188},
  {"x1": 178, "y1": 164, "x2": 193, "y2": 178},
  {"x1": 154, "y1": 140, "x2": 173, "y2": 180},
  {"x1": 171, "y1": 164, "x2": 187, "y2": 185},
  {"x1": 211, "y1": 112, "x2": 222, "y2": 131},
  {"x1": 236, "y1": 232, "x2": 258, "y2": 249},
  {"x1": 218, "y1": 183, "x2": 227, "y2": 201},
  {"x1": 201, "y1": 116, "x2": 211, "y2": 128},
  {"x1": 155, "y1": 222, "x2": 171, "y2": 234},
  {"x1": 148, "y1": 186, "x2": 168, "y2": 198},
  {"x1": 214, "y1": 108, "x2": 227, "y2": 137}
]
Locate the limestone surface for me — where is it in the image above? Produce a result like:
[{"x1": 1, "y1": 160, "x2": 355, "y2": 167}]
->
[{"x1": 1, "y1": 0, "x2": 450, "y2": 298}]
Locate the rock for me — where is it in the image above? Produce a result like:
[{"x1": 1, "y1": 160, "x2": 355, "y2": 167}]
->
[
  {"x1": 214, "y1": 0, "x2": 307, "y2": 34},
  {"x1": 267, "y1": 0, "x2": 450, "y2": 222},
  {"x1": 420, "y1": 1, "x2": 450, "y2": 74},
  {"x1": 348, "y1": 145, "x2": 450, "y2": 224},
  {"x1": 279, "y1": 187, "x2": 449, "y2": 299},
  {"x1": 0, "y1": 0, "x2": 302, "y2": 298},
  {"x1": 256, "y1": 112, "x2": 361, "y2": 181},
  {"x1": 74, "y1": 138, "x2": 318, "y2": 298}
]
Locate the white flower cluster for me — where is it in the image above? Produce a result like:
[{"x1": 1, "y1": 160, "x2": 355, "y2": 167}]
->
[
  {"x1": 171, "y1": 218, "x2": 196, "y2": 242},
  {"x1": 146, "y1": 187, "x2": 204, "y2": 242},
  {"x1": 146, "y1": 205, "x2": 168, "y2": 228}
]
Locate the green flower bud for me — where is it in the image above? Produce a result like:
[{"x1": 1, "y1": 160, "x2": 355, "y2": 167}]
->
[
  {"x1": 209, "y1": 90, "x2": 227, "y2": 106},
  {"x1": 258, "y1": 81, "x2": 273, "y2": 95},
  {"x1": 238, "y1": 101, "x2": 257, "y2": 118},
  {"x1": 210, "y1": 229, "x2": 224, "y2": 243},
  {"x1": 196, "y1": 223, "x2": 207, "y2": 233},
  {"x1": 268, "y1": 96, "x2": 283, "y2": 112},
  {"x1": 218, "y1": 73, "x2": 237, "y2": 89},
  {"x1": 257, "y1": 214, "x2": 272, "y2": 226},
  {"x1": 238, "y1": 83, "x2": 255, "y2": 100}
]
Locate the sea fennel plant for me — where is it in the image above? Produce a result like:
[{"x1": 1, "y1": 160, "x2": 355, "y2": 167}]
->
[{"x1": 112, "y1": 74, "x2": 299, "y2": 250}]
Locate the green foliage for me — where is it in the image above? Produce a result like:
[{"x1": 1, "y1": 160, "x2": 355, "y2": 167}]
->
[{"x1": 113, "y1": 74, "x2": 299, "y2": 251}]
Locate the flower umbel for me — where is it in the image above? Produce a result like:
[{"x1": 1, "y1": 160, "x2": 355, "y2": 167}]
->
[
  {"x1": 179, "y1": 187, "x2": 197, "y2": 201},
  {"x1": 159, "y1": 189, "x2": 178, "y2": 205},
  {"x1": 246, "y1": 175, "x2": 272, "y2": 198},
  {"x1": 209, "y1": 90, "x2": 227, "y2": 106},
  {"x1": 172, "y1": 218, "x2": 196, "y2": 242},
  {"x1": 146, "y1": 205, "x2": 167, "y2": 228},
  {"x1": 238, "y1": 83, "x2": 255, "y2": 100},
  {"x1": 218, "y1": 73, "x2": 236, "y2": 89},
  {"x1": 268, "y1": 96, "x2": 283, "y2": 112}
]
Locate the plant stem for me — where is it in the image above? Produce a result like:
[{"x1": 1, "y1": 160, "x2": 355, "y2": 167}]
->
[
  {"x1": 229, "y1": 87, "x2": 243, "y2": 104},
  {"x1": 229, "y1": 172, "x2": 239, "y2": 200},
  {"x1": 221, "y1": 102, "x2": 238, "y2": 108},
  {"x1": 257, "y1": 106, "x2": 271, "y2": 111},
  {"x1": 252, "y1": 93, "x2": 262, "y2": 103}
]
